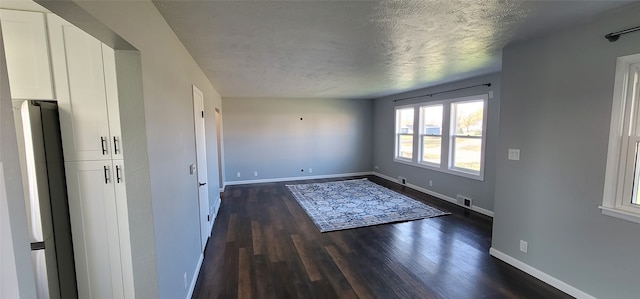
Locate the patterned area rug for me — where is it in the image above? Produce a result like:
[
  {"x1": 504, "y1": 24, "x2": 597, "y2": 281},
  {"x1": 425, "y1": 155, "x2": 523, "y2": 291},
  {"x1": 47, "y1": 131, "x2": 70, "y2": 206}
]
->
[{"x1": 286, "y1": 178, "x2": 449, "y2": 232}]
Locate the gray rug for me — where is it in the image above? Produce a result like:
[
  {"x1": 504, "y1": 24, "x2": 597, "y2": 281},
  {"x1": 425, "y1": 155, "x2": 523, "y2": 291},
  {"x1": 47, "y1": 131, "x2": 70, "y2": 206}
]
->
[{"x1": 286, "y1": 178, "x2": 449, "y2": 232}]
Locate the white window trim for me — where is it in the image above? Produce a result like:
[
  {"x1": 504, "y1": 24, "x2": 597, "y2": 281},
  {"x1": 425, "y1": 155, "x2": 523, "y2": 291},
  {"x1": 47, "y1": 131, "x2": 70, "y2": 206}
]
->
[
  {"x1": 394, "y1": 105, "x2": 416, "y2": 162},
  {"x1": 600, "y1": 53, "x2": 640, "y2": 224},
  {"x1": 393, "y1": 94, "x2": 488, "y2": 181},
  {"x1": 449, "y1": 97, "x2": 488, "y2": 179}
]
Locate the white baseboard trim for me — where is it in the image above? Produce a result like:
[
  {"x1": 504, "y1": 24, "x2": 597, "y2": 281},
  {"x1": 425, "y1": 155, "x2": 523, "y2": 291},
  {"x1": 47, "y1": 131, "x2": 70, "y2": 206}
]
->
[
  {"x1": 223, "y1": 171, "x2": 374, "y2": 186},
  {"x1": 372, "y1": 172, "x2": 494, "y2": 217},
  {"x1": 209, "y1": 198, "x2": 221, "y2": 235},
  {"x1": 187, "y1": 253, "x2": 204, "y2": 299},
  {"x1": 489, "y1": 248, "x2": 596, "y2": 299}
]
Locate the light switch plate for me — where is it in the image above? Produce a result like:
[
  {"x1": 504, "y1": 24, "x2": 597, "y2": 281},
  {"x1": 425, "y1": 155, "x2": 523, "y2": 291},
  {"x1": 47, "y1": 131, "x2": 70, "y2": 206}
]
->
[
  {"x1": 508, "y1": 149, "x2": 520, "y2": 161},
  {"x1": 189, "y1": 164, "x2": 196, "y2": 174}
]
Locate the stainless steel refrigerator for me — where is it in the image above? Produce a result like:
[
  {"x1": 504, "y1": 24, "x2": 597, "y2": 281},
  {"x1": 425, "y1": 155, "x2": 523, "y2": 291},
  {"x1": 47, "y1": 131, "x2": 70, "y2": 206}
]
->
[{"x1": 18, "y1": 100, "x2": 77, "y2": 299}]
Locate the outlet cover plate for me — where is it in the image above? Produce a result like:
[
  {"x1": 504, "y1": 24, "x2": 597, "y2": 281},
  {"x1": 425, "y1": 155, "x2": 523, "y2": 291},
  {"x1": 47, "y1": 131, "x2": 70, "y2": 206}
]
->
[
  {"x1": 520, "y1": 240, "x2": 528, "y2": 253},
  {"x1": 508, "y1": 149, "x2": 520, "y2": 160}
]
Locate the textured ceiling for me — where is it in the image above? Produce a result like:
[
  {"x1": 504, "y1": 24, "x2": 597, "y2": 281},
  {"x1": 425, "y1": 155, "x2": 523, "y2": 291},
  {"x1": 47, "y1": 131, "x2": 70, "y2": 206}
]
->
[{"x1": 153, "y1": 0, "x2": 631, "y2": 99}]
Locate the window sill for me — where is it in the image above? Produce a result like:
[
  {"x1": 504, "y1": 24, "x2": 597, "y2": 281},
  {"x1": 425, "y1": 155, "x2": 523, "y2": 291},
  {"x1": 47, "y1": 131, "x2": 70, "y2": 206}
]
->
[
  {"x1": 393, "y1": 159, "x2": 484, "y2": 181},
  {"x1": 599, "y1": 206, "x2": 640, "y2": 224},
  {"x1": 393, "y1": 158, "x2": 414, "y2": 166}
]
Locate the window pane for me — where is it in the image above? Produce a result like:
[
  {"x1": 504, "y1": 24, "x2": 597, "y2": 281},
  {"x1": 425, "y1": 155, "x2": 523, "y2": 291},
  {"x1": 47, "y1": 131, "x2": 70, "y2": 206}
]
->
[
  {"x1": 396, "y1": 108, "x2": 414, "y2": 134},
  {"x1": 396, "y1": 107, "x2": 414, "y2": 160},
  {"x1": 453, "y1": 137, "x2": 481, "y2": 171},
  {"x1": 398, "y1": 134, "x2": 413, "y2": 159},
  {"x1": 422, "y1": 136, "x2": 441, "y2": 164},
  {"x1": 453, "y1": 101, "x2": 484, "y2": 136},
  {"x1": 421, "y1": 105, "x2": 442, "y2": 135}
]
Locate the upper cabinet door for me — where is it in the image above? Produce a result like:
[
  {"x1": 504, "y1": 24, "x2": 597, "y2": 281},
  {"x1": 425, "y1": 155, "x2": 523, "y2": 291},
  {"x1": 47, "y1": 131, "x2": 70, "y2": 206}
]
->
[
  {"x1": 102, "y1": 45, "x2": 123, "y2": 160},
  {"x1": 0, "y1": 9, "x2": 54, "y2": 100},
  {"x1": 48, "y1": 14, "x2": 112, "y2": 161}
]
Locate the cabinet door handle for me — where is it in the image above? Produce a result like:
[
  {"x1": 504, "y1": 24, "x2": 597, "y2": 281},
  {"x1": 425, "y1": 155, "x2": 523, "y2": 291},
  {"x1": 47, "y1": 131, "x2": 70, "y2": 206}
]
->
[
  {"x1": 116, "y1": 165, "x2": 122, "y2": 183},
  {"x1": 101, "y1": 137, "x2": 108, "y2": 155},
  {"x1": 113, "y1": 136, "x2": 120, "y2": 155},
  {"x1": 103, "y1": 165, "x2": 110, "y2": 184}
]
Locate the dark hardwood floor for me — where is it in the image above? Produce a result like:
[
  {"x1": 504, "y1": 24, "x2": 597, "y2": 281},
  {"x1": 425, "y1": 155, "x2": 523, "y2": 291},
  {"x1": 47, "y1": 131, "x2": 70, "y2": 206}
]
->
[{"x1": 192, "y1": 176, "x2": 572, "y2": 299}]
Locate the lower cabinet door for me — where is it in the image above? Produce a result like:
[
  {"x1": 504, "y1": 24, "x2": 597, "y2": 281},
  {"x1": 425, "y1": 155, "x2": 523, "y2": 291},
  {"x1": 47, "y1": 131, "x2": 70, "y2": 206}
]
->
[{"x1": 64, "y1": 160, "x2": 124, "y2": 299}]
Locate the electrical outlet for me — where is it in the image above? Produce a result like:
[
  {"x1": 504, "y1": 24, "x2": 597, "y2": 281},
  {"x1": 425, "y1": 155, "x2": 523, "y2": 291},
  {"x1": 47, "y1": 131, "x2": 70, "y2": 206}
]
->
[
  {"x1": 398, "y1": 176, "x2": 407, "y2": 185},
  {"x1": 374, "y1": 165, "x2": 379, "y2": 170},
  {"x1": 429, "y1": 180, "x2": 433, "y2": 187},
  {"x1": 309, "y1": 168, "x2": 313, "y2": 173},
  {"x1": 183, "y1": 272, "x2": 187, "y2": 289},
  {"x1": 520, "y1": 240, "x2": 528, "y2": 253},
  {"x1": 236, "y1": 172, "x2": 241, "y2": 178},
  {"x1": 254, "y1": 171, "x2": 258, "y2": 177},
  {"x1": 508, "y1": 149, "x2": 520, "y2": 161},
  {"x1": 457, "y1": 194, "x2": 472, "y2": 207}
]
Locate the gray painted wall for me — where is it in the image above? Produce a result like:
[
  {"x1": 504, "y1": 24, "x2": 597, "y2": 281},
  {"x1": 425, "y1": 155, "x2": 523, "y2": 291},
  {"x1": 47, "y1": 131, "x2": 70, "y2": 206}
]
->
[
  {"x1": 112, "y1": 50, "x2": 157, "y2": 299},
  {"x1": 223, "y1": 97, "x2": 373, "y2": 182},
  {"x1": 372, "y1": 73, "x2": 501, "y2": 213},
  {"x1": 492, "y1": 4, "x2": 640, "y2": 298}
]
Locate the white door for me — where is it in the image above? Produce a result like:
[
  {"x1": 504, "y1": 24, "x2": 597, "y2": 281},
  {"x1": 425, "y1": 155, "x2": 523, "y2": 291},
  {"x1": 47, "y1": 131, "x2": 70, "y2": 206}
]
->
[
  {"x1": 64, "y1": 160, "x2": 124, "y2": 299},
  {"x1": 193, "y1": 85, "x2": 209, "y2": 251}
]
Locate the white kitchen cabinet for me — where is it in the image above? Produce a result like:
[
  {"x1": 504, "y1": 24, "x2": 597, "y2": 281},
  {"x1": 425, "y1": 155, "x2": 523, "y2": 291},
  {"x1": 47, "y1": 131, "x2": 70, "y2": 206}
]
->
[
  {"x1": 111, "y1": 160, "x2": 135, "y2": 299},
  {"x1": 0, "y1": 9, "x2": 54, "y2": 99},
  {"x1": 64, "y1": 160, "x2": 126, "y2": 299},
  {"x1": 48, "y1": 15, "x2": 134, "y2": 299},
  {"x1": 47, "y1": 14, "x2": 122, "y2": 161}
]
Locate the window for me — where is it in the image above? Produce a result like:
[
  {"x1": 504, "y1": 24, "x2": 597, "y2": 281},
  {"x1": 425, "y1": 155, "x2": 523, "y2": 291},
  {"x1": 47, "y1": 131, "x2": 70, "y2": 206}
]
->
[
  {"x1": 451, "y1": 100, "x2": 485, "y2": 174},
  {"x1": 394, "y1": 94, "x2": 488, "y2": 180},
  {"x1": 601, "y1": 53, "x2": 640, "y2": 224},
  {"x1": 395, "y1": 107, "x2": 414, "y2": 160},
  {"x1": 420, "y1": 105, "x2": 443, "y2": 166}
]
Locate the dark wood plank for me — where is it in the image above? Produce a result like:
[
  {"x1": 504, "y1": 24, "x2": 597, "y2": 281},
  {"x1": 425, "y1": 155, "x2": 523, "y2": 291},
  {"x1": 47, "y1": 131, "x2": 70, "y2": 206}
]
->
[
  {"x1": 226, "y1": 213, "x2": 237, "y2": 243},
  {"x1": 192, "y1": 176, "x2": 573, "y2": 299},
  {"x1": 263, "y1": 225, "x2": 284, "y2": 263},
  {"x1": 249, "y1": 253, "x2": 273, "y2": 299},
  {"x1": 238, "y1": 247, "x2": 251, "y2": 299},
  {"x1": 324, "y1": 245, "x2": 375, "y2": 299},
  {"x1": 250, "y1": 221, "x2": 263, "y2": 255},
  {"x1": 291, "y1": 234, "x2": 322, "y2": 282}
]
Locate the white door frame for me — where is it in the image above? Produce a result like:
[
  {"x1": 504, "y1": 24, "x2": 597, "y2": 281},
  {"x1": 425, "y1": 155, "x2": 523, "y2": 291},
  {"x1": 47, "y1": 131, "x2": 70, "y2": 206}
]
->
[{"x1": 214, "y1": 108, "x2": 224, "y2": 190}]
